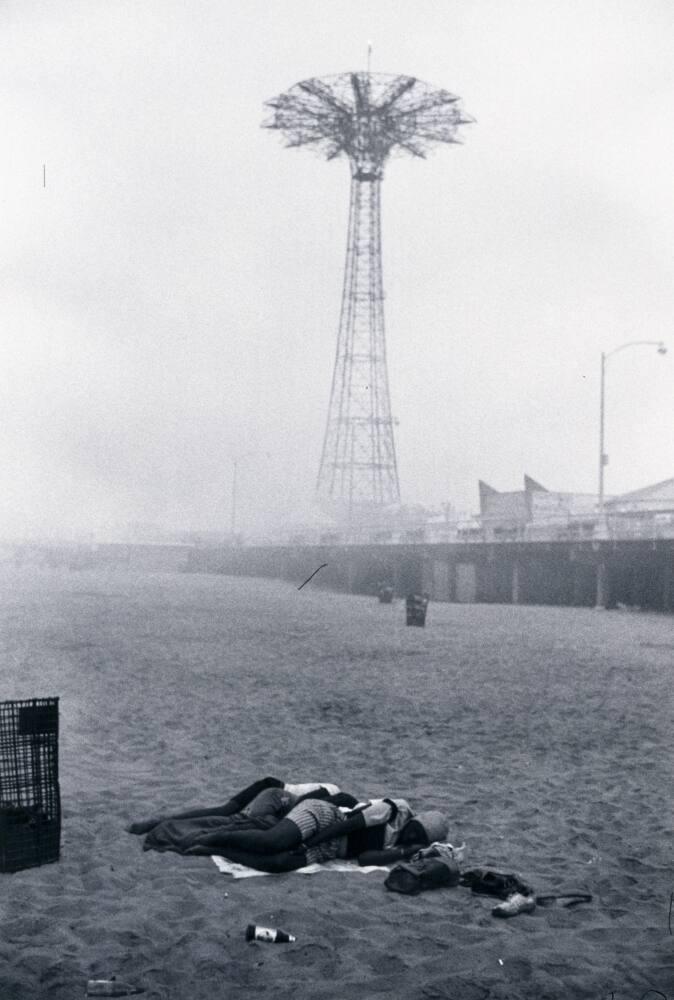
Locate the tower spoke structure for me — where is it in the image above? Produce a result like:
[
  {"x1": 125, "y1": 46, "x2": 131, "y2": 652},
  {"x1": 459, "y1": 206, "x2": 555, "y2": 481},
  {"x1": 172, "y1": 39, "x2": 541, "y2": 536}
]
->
[{"x1": 264, "y1": 71, "x2": 472, "y2": 514}]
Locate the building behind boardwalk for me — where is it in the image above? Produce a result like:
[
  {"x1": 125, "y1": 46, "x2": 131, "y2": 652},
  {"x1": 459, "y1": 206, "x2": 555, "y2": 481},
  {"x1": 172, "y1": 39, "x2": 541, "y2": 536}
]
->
[
  {"x1": 477, "y1": 474, "x2": 674, "y2": 545},
  {"x1": 604, "y1": 477, "x2": 674, "y2": 525},
  {"x1": 478, "y1": 475, "x2": 599, "y2": 543}
]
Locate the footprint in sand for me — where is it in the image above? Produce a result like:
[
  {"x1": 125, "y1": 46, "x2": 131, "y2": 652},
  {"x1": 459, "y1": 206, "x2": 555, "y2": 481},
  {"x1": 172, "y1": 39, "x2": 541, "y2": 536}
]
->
[
  {"x1": 542, "y1": 959, "x2": 576, "y2": 977},
  {"x1": 368, "y1": 953, "x2": 409, "y2": 976},
  {"x1": 422, "y1": 977, "x2": 489, "y2": 1000},
  {"x1": 279, "y1": 943, "x2": 335, "y2": 969},
  {"x1": 583, "y1": 927, "x2": 613, "y2": 942},
  {"x1": 3, "y1": 916, "x2": 51, "y2": 940},
  {"x1": 619, "y1": 855, "x2": 658, "y2": 873},
  {"x1": 500, "y1": 956, "x2": 533, "y2": 980}
]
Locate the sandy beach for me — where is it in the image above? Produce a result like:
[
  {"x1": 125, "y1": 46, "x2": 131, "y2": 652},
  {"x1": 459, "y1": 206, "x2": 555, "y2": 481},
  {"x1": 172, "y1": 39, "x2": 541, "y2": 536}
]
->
[{"x1": 0, "y1": 565, "x2": 672, "y2": 999}]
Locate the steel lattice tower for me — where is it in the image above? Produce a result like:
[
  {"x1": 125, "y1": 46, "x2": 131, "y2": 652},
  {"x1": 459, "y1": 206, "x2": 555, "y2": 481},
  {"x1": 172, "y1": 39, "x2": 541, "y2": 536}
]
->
[{"x1": 264, "y1": 72, "x2": 472, "y2": 513}]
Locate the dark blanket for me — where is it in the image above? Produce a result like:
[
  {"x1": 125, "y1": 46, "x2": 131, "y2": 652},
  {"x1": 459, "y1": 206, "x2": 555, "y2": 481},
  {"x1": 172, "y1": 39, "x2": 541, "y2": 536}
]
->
[{"x1": 143, "y1": 811, "x2": 277, "y2": 854}]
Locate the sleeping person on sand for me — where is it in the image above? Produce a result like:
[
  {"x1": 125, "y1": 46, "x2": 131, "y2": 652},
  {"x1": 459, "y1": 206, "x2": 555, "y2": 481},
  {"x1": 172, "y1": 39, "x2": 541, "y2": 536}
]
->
[
  {"x1": 126, "y1": 776, "x2": 348, "y2": 854},
  {"x1": 181, "y1": 796, "x2": 450, "y2": 873}
]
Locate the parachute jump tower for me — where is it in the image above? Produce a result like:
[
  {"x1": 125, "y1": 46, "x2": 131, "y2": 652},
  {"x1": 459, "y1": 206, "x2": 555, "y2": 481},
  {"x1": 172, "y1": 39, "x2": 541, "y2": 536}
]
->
[{"x1": 264, "y1": 70, "x2": 472, "y2": 514}]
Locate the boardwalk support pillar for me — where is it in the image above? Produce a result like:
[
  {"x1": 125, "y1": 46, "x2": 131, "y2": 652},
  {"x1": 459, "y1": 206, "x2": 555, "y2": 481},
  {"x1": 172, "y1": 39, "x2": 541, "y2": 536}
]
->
[
  {"x1": 511, "y1": 560, "x2": 521, "y2": 605},
  {"x1": 595, "y1": 560, "x2": 608, "y2": 609}
]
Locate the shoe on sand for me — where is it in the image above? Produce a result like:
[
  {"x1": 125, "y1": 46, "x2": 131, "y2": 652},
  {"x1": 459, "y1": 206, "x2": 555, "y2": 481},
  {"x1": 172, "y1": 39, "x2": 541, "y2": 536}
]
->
[{"x1": 492, "y1": 893, "x2": 536, "y2": 918}]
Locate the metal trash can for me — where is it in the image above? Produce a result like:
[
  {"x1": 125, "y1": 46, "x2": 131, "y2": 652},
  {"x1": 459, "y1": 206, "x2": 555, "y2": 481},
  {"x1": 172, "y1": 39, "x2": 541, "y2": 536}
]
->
[
  {"x1": 378, "y1": 586, "x2": 394, "y2": 604},
  {"x1": 405, "y1": 593, "x2": 429, "y2": 627},
  {"x1": 0, "y1": 698, "x2": 61, "y2": 873}
]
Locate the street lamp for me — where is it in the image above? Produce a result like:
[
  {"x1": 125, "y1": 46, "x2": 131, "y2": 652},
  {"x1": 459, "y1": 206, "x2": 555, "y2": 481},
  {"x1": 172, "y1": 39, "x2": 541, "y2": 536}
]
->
[
  {"x1": 230, "y1": 452, "x2": 253, "y2": 540},
  {"x1": 598, "y1": 340, "x2": 667, "y2": 517}
]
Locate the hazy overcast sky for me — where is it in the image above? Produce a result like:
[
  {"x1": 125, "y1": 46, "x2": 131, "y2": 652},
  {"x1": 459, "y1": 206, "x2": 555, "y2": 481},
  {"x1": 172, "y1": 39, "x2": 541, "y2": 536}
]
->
[{"x1": 2, "y1": 0, "x2": 673, "y2": 539}]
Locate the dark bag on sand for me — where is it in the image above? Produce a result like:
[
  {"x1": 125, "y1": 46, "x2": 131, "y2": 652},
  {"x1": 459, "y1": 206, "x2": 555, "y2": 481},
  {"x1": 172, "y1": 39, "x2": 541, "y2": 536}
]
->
[
  {"x1": 460, "y1": 869, "x2": 533, "y2": 900},
  {"x1": 385, "y1": 857, "x2": 460, "y2": 895}
]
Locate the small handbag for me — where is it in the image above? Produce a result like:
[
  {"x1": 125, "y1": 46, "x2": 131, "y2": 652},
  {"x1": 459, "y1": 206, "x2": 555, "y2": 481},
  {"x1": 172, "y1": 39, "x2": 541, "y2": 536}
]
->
[{"x1": 385, "y1": 855, "x2": 460, "y2": 895}]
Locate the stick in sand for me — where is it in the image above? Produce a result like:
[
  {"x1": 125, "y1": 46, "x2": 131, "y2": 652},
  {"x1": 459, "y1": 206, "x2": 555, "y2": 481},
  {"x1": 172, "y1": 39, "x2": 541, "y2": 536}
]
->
[{"x1": 297, "y1": 564, "x2": 328, "y2": 590}]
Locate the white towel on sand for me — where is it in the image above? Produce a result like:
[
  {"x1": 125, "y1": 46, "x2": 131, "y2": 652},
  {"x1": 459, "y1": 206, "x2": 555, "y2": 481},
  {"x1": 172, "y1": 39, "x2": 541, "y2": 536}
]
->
[{"x1": 211, "y1": 855, "x2": 388, "y2": 878}]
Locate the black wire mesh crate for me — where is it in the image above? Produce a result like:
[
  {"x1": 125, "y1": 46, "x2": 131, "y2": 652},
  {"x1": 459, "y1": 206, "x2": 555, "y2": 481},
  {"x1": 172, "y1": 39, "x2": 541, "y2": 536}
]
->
[{"x1": 0, "y1": 698, "x2": 61, "y2": 873}]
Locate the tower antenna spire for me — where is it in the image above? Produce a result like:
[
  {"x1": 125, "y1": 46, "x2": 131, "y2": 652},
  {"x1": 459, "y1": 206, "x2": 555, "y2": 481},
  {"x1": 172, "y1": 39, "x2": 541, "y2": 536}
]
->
[
  {"x1": 263, "y1": 71, "x2": 473, "y2": 518},
  {"x1": 367, "y1": 41, "x2": 372, "y2": 74}
]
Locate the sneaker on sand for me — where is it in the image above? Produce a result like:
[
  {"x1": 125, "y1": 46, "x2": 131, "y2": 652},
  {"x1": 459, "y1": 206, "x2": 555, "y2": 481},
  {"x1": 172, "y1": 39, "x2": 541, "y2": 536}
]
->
[{"x1": 492, "y1": 893, "x2": 536, "y2": 918}]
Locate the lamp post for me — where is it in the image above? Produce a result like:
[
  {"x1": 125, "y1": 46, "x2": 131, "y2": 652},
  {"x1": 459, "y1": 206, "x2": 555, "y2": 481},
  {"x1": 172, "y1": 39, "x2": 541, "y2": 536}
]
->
[
  {"x1": 230, "y1": 452, "x2": 253, "y2": 541},
  {"x1": 598, "y1": 340, "x2": 667, "y2": 518},
  {"x1": 231, "y1": 458, "x2": 239, "y2": 538}
]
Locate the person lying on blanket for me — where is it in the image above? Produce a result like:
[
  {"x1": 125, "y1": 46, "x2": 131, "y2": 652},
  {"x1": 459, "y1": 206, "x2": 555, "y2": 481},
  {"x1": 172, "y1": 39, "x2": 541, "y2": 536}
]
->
[
  {"x1": 126, "y1": 776, "x2": 349, "y2": 854},
  {"x1": 183, "y1": 796, "x2": 450, "y2": 873}
]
